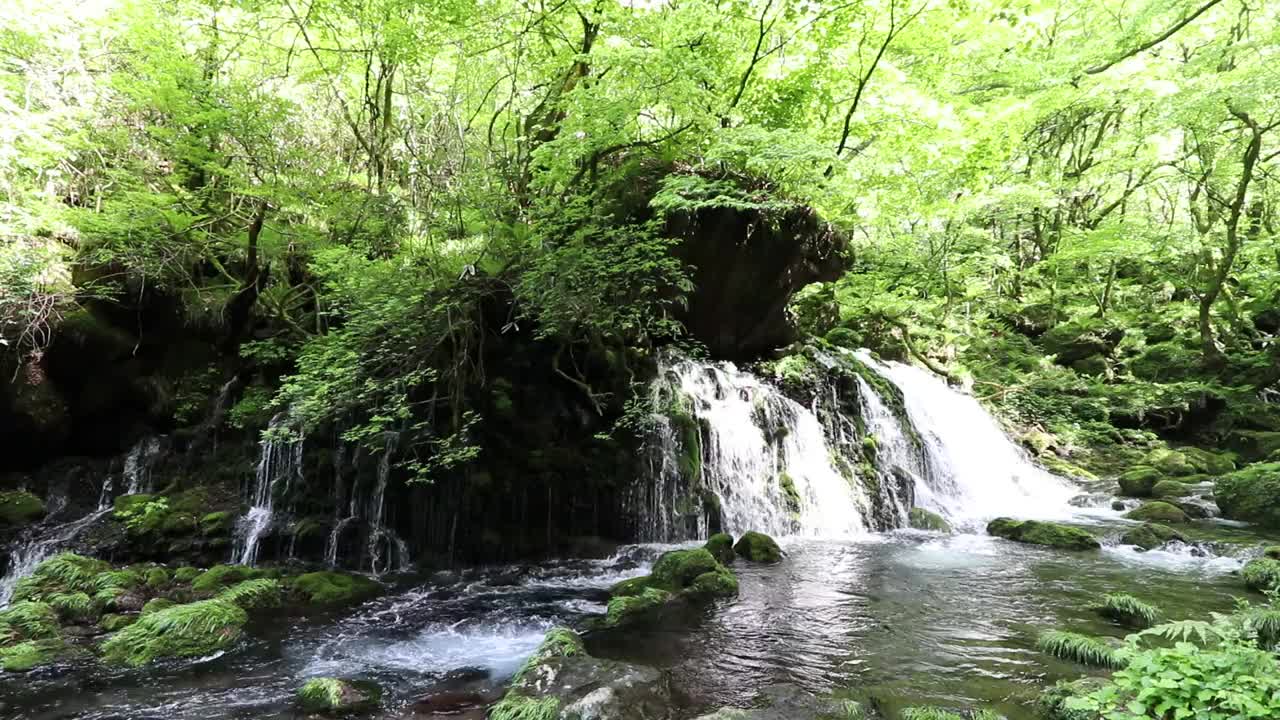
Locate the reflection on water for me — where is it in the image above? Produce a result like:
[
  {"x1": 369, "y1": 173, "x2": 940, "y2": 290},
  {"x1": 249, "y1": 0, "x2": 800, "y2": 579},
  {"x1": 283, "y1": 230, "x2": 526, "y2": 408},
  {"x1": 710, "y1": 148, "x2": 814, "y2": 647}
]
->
[{"x1": 0, "y1": 531, "x2": 1257, "y2": 720}]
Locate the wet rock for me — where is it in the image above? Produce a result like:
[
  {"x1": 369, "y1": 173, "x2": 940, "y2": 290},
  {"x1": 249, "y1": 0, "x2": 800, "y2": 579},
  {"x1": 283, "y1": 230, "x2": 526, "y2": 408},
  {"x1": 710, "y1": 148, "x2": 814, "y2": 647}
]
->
[
  {"x1": 734, "y1": 531, "x2": 783, "y2": 563},
  {"x1": 1215, "y1": 463, "x2": 1280, "y2": 528},
  {"x1": 908, "y1": 507, "x2": 951, "y2": 533},
  {"x1": 0, "y1": 490, "x2": 46, "y2": 528},
  {"x1": 704, "y1": 533, "x2": 736, "y2": 565},
  {"x1": 297, "y1": 677, "x2": 382, "y2": 715},
  {"x1": 1124, "y1": 501, "x2": 1189, "y2": 524},
  {"x1": 987, "y1": 518, "x2": 1100, "y2": 550},
  {"x1": 492, "y1": 628, "x2": 671, "y2": 720},
  {"x1": 1117, "y1": 466, "x2": 1161, "y2": 497},
  {"x1": 1119, "y1": 523, "x2": 1185, "y2": 551},
  {"x1": 410, "y1": 689, "x2": 490, "y2": 716},
  {"x1": 287, "y1": 571, "x2": 381, "y2": 606},
  {"x1": 1150, "y1": 480, "x2": 1190, "y2": 498}
]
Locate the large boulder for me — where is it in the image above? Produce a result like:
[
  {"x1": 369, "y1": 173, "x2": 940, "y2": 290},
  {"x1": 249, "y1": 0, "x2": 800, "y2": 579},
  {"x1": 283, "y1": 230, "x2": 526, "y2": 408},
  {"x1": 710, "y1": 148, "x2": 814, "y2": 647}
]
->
[
  {"x1": 704, "y1": 533, "x2": 735, "y2": 565},
  {"x1": 1124, "y1": 501, "x2": 1190, "y2": 524},
  {"x1": 909, "y1": 507, "x2": 952, "y2": 533},
  {"x1": 734, "y1": 531, "x2": 783, "y2": 563},
  {"x1": 604, "y1": 548, "x2": 738, "y2": 628},
  {"x1": 986, "y1": 518, "x2": 1100, "y2": 550},
  {"x1": 1041, "y1": 320, "x2": 1123, "y2": 366},
  {"x1": 1215, "y1": 463, "x2": 1280, "y2": 528},
  {"x1": 1117, "y1": 466, "x2": 1161, "y2": 497},
  {"x1": 1119, "y1": 523, "x2": 1185, "y2": 550},
  {"x1": 493, "y1": 628, "x2": 672, "y2": 720}
]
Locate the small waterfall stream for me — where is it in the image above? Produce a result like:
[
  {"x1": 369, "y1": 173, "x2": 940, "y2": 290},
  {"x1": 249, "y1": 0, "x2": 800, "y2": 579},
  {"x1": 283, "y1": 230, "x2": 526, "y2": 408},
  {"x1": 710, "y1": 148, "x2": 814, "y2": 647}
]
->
[{"x1": 233, "y1": 414, "x2": 304, "y2": 566}]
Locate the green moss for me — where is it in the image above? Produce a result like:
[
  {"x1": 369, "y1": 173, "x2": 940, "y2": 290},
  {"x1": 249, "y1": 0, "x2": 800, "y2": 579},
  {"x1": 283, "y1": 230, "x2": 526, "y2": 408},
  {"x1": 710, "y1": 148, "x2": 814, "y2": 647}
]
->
[
  {"x1": 46, "y1": 591, "x2": 96, "y2": 621},
  {"x1": 0, "y1": 491, "x2": 46, "y2": 527},
  {"x1": 734, "y1": 531, "x2": 783, "y2": 563},
  {"x1": 0, "y1": 601, "x2": 60, "y2": 643},
  {"x1": 986, "y1": 518, "x2": 1100, "y2": 550},
  {"x1": 651, "y1": 548, "x2": 721, "y2": 589},
  {"x1": 1119, "y1": 522, "x2": 1184, "y2": 550},
  {"x1": 1145, "y1": 448, "x2": 1195, "y2": 477},
  {"x1": 1215, "y1": 463, "x2": 1280, "y2": 528},
  {"x1": 1265, "y1": 546, "x2": 1280, "y2": 560},
  {"x1": 1150, "y1": 480, "x2": 1190, "y2": 498},
  {"x1": 511, "y1": 627, "x2": 584, "y2": 683},
  {"x1": 1227, "y1": 430, "x2": 1280, "y2": 463},
  {"x1": 704, "y1": 533, "x2": 736, "y2": 565},
  {"x1": 908, "y1": 507, "x2": 952, "y2": 533},
  {"x1": 217, "y1": 579, "x2": 282, "y2": 610},
  {"x1": 99, "y1": 613, "x2": 137, "y2": 632},
  {"x1": 288, "y1": 571, "x2": 381, "y2": 606},
  {"x1": 901, "y1": 709, "x2": 966, "y2": 720},
  {"x1": 1117, "y1": 466, "x2": 1161, "y2": 497},
  {"x1": 13, "y1": 553, "x2": 112, "y2": 604},
  {"x1": 100, "y1": 599, "x2": 247, "y2": 667},
  {"x1": 1243, "y1": 558, "x2": 1280, "y2": 593},
  {"x1": 0, "y1": 640, "x2": 64, "y2": 672},
  {"x1": 1041, "y1": 456, "x2": 1099, "y2": 481},
  {"x1": 144, "y1": 567, "x2": 170, "y2": 589},
  {"x1": 1124, "y1": 501, "x2": 1189, "y2": 524},
  {"x1": 296, "y1": 677, "x2": 382, "y2": 714},
  {"x1": 490, "y1": 696, "x2": 561, "y2": 720},
  {"x1": 609, "y1": 575, "x2": 653, "y2": 598},
  {"x1": 1096, "y1": 593, "x2": 1159, "y2": 629},
  {"x1": 190, "y1": 564, "x2": 261, "y2": 593},
  {"x1": 604, "y1": 587, "x2": 672, "y2": 628},
  {"x1": 141, "y1": 598, "x2": 176, "y2": 615},
  {"x1": 689, "y1": 569, "x2": 738, "y2": 598},
  {"x1": 1181, "y1": 448, "x2": 1236, "y2": 476},
  {"x1": 173, "y1": 567, "x2": 201, "y2": 583},
  {"x1": 779, "y1": 473, "x2": 801, "y2": 515},
  {"x1": 199, "y1": 511, "x2": 233, "y2": 535}
]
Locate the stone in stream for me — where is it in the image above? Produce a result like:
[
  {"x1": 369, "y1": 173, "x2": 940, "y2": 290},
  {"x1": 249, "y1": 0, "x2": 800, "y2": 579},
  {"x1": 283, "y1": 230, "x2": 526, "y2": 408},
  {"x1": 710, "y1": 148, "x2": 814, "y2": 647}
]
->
[
  {"x1": 704, "y1": 533, "x2": 735, "y2": 565},
  {"x1": 908, "y1": 507, "x2": 952, "y2": 533},
  {"x1": 602, "y1": 548, "x2": 738, "y2": 628},
  {"x1": 296, "y1": 677, "x2": 382, "y2": 714},
  {"x1": 490, "y1": 628, "x2": 672, "y2": 720},
  {"x1": 1119, "y1": 522, "x2": 1185, "y2": 551},
  {"x1": 1123, "y1": 501, "x2": 1190, "y2": 524},
  {"x1": 986, "y1": 518, "x2": 1100, "y2": 550},
  {"x1": 733, "y1": 531, "x2": 783, "y2": 563},
  {"x1": 1215, "y1": 462, "x2": 1280, "y2": 528}
]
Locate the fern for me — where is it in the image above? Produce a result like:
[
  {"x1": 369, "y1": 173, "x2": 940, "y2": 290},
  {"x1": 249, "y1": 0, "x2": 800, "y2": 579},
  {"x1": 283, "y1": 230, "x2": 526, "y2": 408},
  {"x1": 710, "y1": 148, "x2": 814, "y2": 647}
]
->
[
  {"x1": 901, "y1": 709, "x2": 965, "y2": 720},
  {"x1": 1037, "y1": 630, "x2": 1126, "y2": 669},
  {"x1": 100, "y1": 599, "x2": 247, "y2": 667},
  {"x1": 216, "y1": 579, "x2": 281, "y2": 610},
  {"x1": 1245, "y1": 608, "x2": 1280, "y2": 648},
  {"x1": 1136, "y1": 619, "x2": 1222, "y2": 645},
  {"x1": 489, "y1": 696, "x2": 561, "y2": 720},
  {"x1": 46, "y1": 591, "x2": 96, "y2": 620},
  {"x1": 1096, "y1": 593, "x2": 1160, "y2": 629},
  {"x1": 0, "y1": 601, "x2": 60, "y2": 642}
]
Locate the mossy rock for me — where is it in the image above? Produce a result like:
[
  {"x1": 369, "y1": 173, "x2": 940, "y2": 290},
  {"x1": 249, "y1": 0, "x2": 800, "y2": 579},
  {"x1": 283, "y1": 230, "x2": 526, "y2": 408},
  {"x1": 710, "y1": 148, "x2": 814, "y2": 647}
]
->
[
  {"x1": 1215, "y1": 463, "x2": 1280, "y2": 528},
  {"x1": 734, "y1": 531, "x2": 783, "y2": 563},
  {"x1": 0, "y1": 639, "x2": 66, "y2": 672},
  {"x1": 199, "y1": 511, "x2": 234, "y2": 536},
  {"x1": 986, "y1": 518, "x2": 1100, "y2": 550},
  {"x1": 159, "y1": 513, "x2": 198, "y2": 537},
  {"x1": 1180, "y1": 448, "x2": 1236, "y2": 476},
  {"x1": 650, "y1": 548, "x2": 722, "y2": 589},
  {"x1": 512, "y1": 627, "x2": 584, "y2": 682},
  {"x1": 100, "y1": 599, "x2": 247, "y2": 667},
  {"x1": 1243, "y1": 558, "x2": 1280, "y2": 593},
  {"x1": 190, "y1": 565, "x2": 262, "y2": 593},
  {"x1": 288, "y1": 572, "x2": 381, "y2": 606},
  {"x1": 604, "y1": 587, "x2": 673, "y2": 628},
  {"x1": 99, "y1": 613, "x2": 137, "y2": 632},
  {"x1": 609, "y1": 575, "x2": 653, "y2": 598},
  {"x1": 0, "y1": 491, "x2": 46, "y2": 527},
  {"x1": 704, "y1": 533, "x2": 736, "y2": 565},
  {"x1": 1264, "y1": 546, "x2": 1280, "y2": 560},
  {"x1": 141, "y1": 598, "x2": 176, "y2": 615},
  {"x1": 173, "y1": 566, "x2": 201, "y2": 583},
  {"x1": 1150, "y1": 480, "x2": 1190, "y2": 498},
  {"x1": 909, "y1": 507, "x2": 952, "y2": 533},
  {"x1": 1124, "y1": 501, "x2": 1189, "y2": 524},
  {"x1": 1226, "y1": 431, "x2": 1280, "y2": 463},
  {"x1": 1119, "y1": 523, "x2": 1185, "y2": 550},
  {"x1": 1144, "y1": 449, "x2": 1195, "y2": 477},
  {"x1": 1117, "y1": 466, "x2": 1161, "y2": 497},
  {"x1": 688, "y1": 568, "x2": 739, "y2": 599},
  {"x1": 296, "y1": 677, "x2": 382, "y2": 714},
  {"x1": 217, "y1": 579, "x2": 282, "y2": 610}
]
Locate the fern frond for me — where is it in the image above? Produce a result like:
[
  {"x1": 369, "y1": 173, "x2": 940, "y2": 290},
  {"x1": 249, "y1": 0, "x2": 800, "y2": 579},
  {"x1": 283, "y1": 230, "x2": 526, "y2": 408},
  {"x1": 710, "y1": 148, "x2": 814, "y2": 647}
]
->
[
  {"x1": 1136, "y1": 619, "x2": 1221, "y2": 645},
  {"x1": 1096, "y1": 593, "x2": 1160, "y2": 629},
  {"x1": 1037, "y1": 630, "x2": 1126, "y2": 669}
]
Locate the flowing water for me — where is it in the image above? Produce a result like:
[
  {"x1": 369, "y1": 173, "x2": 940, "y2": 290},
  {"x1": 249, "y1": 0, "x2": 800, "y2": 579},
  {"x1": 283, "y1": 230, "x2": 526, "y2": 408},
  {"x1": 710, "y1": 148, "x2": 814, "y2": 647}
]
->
[
  {"x1": 233, "y1": 415, "x2": 304, "y2": 567},
  {"x1": 3, "y1": 352, "x2": 1276, "y2": 718}
]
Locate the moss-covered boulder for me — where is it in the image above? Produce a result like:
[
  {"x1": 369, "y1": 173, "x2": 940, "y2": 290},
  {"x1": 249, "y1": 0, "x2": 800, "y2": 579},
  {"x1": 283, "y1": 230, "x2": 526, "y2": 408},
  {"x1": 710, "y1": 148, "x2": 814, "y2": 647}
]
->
[
  {"x1": 1117, "y1": 466, "x2": 1161, "y2": 497},
  {"x1": 1150, "y1": 480, "x2": 1190, "y2": 498},
  {"x1": 1124, "y1": 501, "x2": 1190, "y2": 524},
  {"x1": 0, "y1": 491, "x2": 45, "y2": 527},
  {"x1": 909, "y1": 507, "x2": 952, "y2": 533},
  {"x1": 287, "y1": 572, "x2": 381, "y2": 606},
  {"x1": 217, "y1": 579, "x2": 282, "y2": 610},
  {"x1": 1041, "y1": 320, "x2": 1123, "y2": 365},
  {"x1": 190, "y1": 564, "x2": 262, "y2": 593},
  {"x1": 297, "y1": 677, "x2": 382, "y2": 715},
  {"x1": 173, "y1": 566, "x2": 201, "y2": 583},
  {"x1": 199, "y1": 511, "x2": 234, "y2": 536},
  {"x1": 986, "y1": 519, "x2": 1100, "y2": 550},
  {"x1": 100, "y1": 598, "x2": 247, "y2": 667},
  {"x1": 1226, "y1": 431, "x2": 1280, "y2": 463},
  {"x1": 493, "y1": 627, "x2": 670, "y2": 720},
  {"x1": 1215, "y1": 463, "x2": 1280, "y2": 528},
  {"x1": 99, "y1": 613, "x2": 136, "y2": 632},
  {"x1": 1243, "y1": 558, "x2": 1280, "y2": 593},
  {"x1": 651, "y1": 548, "x2": 721, "y2": 588},
  {"x1": 734, "y1": 531, "x2": 783, "y2": 563},
  {"x1": 704, "y1": 533, "x2": 736, "y2": 565},
  {"x1": 141, "y1": 598, "x2": 176, "y2": 615},
  {"x1": 609, "y1": 575, "x2": 653, "y2": 598},
  {"x1": 1181, "y1": 448, "x2": 1236, "y2": 476},
  {"x1": 605, "y1": 587, "x2": 674, "y2": 628},
  {"x1": 1119, "y1": 523, "x2": 1185, "y2": 550},
  {"x1": 603, "y1": 548, "x2": 737, "y2": 628},
  {"x1": 11, "y1": 553, "x2": 119, "y2": 610},
  {"x1": 1145, "y1": 449, "x2": 1196, "y2": 477}
]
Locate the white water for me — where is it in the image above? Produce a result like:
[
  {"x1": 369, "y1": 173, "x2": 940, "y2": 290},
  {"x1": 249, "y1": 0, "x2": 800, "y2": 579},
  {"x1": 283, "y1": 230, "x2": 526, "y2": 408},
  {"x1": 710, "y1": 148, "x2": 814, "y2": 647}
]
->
[
  {"x1": 634, "y1": 356, "x2": 870, "y2": 541},
  {"x1": 0, "y1": 505, "x2": 112, "y2": 605},
  {"x1": 233, "y1": 414, "x2": 303, "y2": 566},
  {"x1": 854, "y1": 350, "x2": 1079, "y2": 525},
  {"x1": 123, "y1": 436, "x2": 164, "y2": 494}
]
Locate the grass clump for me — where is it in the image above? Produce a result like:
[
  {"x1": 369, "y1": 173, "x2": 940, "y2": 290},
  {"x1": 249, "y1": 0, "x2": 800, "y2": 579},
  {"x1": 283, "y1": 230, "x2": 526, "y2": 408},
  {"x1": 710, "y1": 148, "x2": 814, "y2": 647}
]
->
[
  {"x1": 217, "y1": 579, "x2": 281, "y2": 610},
  {"x1": 296, "y1": 677, "x2": 381, "y2": 713},
  {"x1": 1096, "y1": 593, "x2": 1159, "y2": 629},
  {"x1": 190, "y1": 565, "x2": 261, "y2": 593},
  {"x1": 1243, "y1": 558, "x2": 1280, "y2": 593},
  {"x1": 0, "y1": 640, "x2": 64, "y2": 672},
  {"x1": 1036, "y1": 630, "x2": 1126, "y2": 669},
  {"x1": 490, "y1": 696, "x2": 560, "y2": 720},
  {"x1": 100, "y1": 599, "x2": 247, "y2": 667},
  {"x1": 605, "y1": 587, "x2": 672, "y2": 628},
  {"x1": 287, "y1": 571, "x2": 380, "y2": 605}
]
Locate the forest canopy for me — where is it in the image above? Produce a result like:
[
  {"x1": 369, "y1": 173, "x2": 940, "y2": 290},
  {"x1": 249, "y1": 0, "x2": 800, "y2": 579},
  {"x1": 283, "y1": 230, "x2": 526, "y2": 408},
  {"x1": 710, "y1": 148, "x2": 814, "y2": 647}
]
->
[{"x1": 2, "y1": 0, "x2": 1278, "y2": 470}]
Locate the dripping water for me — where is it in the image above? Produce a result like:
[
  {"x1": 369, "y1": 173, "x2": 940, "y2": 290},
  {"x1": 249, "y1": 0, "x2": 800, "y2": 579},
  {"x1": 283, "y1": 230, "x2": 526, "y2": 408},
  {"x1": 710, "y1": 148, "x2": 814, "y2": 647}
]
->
[{"x1": 233, "y1": 414, "x2": 303, "y2": 566}]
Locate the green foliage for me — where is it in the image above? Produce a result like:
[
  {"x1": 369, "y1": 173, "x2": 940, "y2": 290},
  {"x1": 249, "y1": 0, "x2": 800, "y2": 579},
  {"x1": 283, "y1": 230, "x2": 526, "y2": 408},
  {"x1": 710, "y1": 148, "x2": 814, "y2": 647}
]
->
[
  {"x1": 489, "y1": 696, "x2": 561, "y2": 720},
  {"x1": 987, "y1": 519, "x2": 1100, "y2": 551},
  {"x1": 100, "y1": 599, "x2": 247, "y2": 667},
  {"x1": 604, "y1": 587, "x2": 673, "y2": 629},
  {"x1": 1216, "y1": 464, "x2": 1280, "y2": 528},
  {"x1": 226, "y1": 385, "x2": 275, "y2": 431},
  {"x1": 734, "y1": 531, "x2": 783, "y2": 563},
  {"x1": 0, "y1": 491, "x2": 45, "y2": 526},
  {"x1": 650, "y1": 548, "x2": 722, "y2": 590},
  {"x1": 296, "y1": 677, "x2": 381, "y2": 713},
  {"x1": 704, "y1": 533, "x2": 736, "y2": 565},
  {"x1": 510, "y1": 627, "x2": 585, "y2": 684},
  {"x1": 1037, "y1": 630, "x2": 1126, "y2": 669},
  {"x1": 1123, "y1": 502, "x2": 1189, "y2": 524},
  {"x1": 1242, "y1": 559, "x2": 1280, "y2": 594},
  {"x1": 113, "y1": 495, "x2": 170, "y2": 535},
  {"x1": 287, "y1": 572, "x2": 381, "y2": 606},
  {"x1": 1097, "y1": 594, "x2": 1160, "y2": 629},
  {"x1": 216, "y1": 579, "x2": 281, "y2": 611},
  {"x1": 190, "y1": 565, "x2": 262, "y2": 593}
]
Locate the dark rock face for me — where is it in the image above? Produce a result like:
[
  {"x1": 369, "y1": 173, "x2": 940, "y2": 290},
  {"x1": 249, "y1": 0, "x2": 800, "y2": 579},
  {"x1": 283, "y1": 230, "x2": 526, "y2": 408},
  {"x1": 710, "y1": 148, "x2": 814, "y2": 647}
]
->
[{"x1": 667, "y1": 204, "x2": 847, "y2": 361}]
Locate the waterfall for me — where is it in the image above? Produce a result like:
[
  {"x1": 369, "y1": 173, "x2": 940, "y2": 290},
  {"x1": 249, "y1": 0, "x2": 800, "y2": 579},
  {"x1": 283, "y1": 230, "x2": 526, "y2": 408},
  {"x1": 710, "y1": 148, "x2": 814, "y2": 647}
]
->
[
  {"x1": 0, "y1": 505, "x2": 111, "y2": 606},
  {"x1": 852, "y1": 373, "x2": 920, "y2": 523},
  {"x1": 122, "y1": 436, "x2": 164, "y2": 494},
  {"x1": 630, "y1": 356, "x2": 871, "y2": 542},
  {"x1": 233, "y1": 414, "x2": 303, "y2": 566},
  {"x1": 853, "y1": 351, "x2": 1077, "y2": 523},
  {"x1": 366, "y1": 432, "x2": 409, "y2": 575}
]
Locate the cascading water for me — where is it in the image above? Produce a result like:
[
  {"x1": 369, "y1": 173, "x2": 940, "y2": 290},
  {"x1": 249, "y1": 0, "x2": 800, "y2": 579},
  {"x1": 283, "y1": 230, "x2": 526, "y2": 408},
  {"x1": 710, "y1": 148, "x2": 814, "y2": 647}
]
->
[
  {"x1": 365, "y1": 433, "x2": 410, "y2": 575},
  {"x1": 233, "y1": 414, "x2": 304, "y2": 566},
  {"x1": 630, "y1": 356, "x2": 872, "y2": 542},
  {"x1": 123, "y1": 435, "x2": 164, "y2": 494},
  {"x1": 853, "y1": 350, "x2": 1078, "y2": 523},
  {"x1": 0, "y1": 501, "x2": 112, "y2": 606}
]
